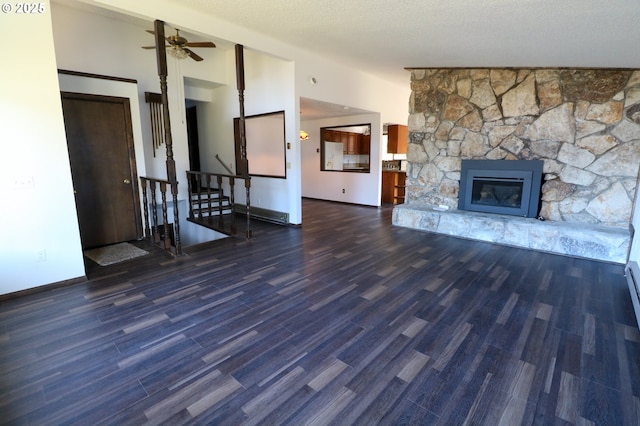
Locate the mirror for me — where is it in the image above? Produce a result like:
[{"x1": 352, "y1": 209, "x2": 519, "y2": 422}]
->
[
  {"x1": 234, "y1": 111, "x2": 286, "y2": 178},
  {"x1": 320, "y1": 123, "x2": 371, "y2": 172}
]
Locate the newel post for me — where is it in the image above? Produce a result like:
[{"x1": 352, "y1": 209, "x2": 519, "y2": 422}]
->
[
  {"x1": 235, "y1": 44, "x2": 252, "y2": 238},
  {"x1": 154, "y1": 19, "x2": 182, "y2": 255}
]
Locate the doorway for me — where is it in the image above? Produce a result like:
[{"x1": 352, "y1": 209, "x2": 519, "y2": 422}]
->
[
  {"x1": 61, "y1": 92, "x2": 142, "y2": 249},
  {"x1": 186, "y1": 104, "x2": 201, "y2": 174},
  {"x1": 186, "y1": 103, "x2": 201, "y2": 188}
]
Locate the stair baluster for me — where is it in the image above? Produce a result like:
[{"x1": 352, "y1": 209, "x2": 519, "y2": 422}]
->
[
  {"x1": 206, "y1": 174, "x2": 212, "y2": 219},
  {"x1": 229, "y1": 177, "x2": 237, "y2": 234},
  {"x1": 185, "y1": 170, "x2": 251, "y2": 238}
]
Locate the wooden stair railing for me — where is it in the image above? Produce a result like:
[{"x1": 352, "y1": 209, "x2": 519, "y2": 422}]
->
[
  {"x1": 140, "y1": 176, "x2": 182, "y2": 255},
  {"x1": 143, "y1": 25, "x2": 251, "y2": 248},
  {"x1": 186, "y1": 171, "x2": 252, "y2": 239},
  {"x1": 144, "y1": 20, "x2": 182, "y2": 256}
]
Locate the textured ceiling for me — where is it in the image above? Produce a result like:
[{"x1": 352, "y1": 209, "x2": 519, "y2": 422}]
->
[
  {"x1": 54, "y1": 0, "x2": 640, "y2": 119},
  {"x1": 176, "y1": 0, "x2": 640, "y2": 87},
  {"x1": 300, "y1": 97, "x2": 373, "y2": 121}
]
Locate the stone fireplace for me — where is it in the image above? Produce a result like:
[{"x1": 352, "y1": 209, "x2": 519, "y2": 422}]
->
[{"x1": 393, "y1": 68, "x2": 640, "y2": 263}]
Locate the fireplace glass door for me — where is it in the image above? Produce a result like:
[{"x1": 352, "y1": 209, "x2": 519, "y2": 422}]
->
[
  {"x1": 459, "y1": 160, "x2": 543, "y2": 218},
  {"x1": 464, "y1": 170, "x2": 532, "y2": 216},
  {"x1": 472, "y1": 178, "x2": 524, "y2": 208}
]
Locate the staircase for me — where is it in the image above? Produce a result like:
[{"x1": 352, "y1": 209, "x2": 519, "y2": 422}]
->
[
  {"x1": 190, "y1": 188, "x2": 233, "y2": 218},
  {"x1": 186, "y1": 170, "x2": 252, "y2": 238},
  {"x1": 188, "y1": 185, "x2": 239, "y2": 236}
]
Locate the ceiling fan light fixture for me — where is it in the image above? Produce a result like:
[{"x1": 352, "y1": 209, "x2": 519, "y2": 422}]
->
[
  {"x1": 144, "y1": 27, "x2": 214, "y2": 62},
  {"x1": 167, "y1": 46, "x2": 189, "y2": 60}
]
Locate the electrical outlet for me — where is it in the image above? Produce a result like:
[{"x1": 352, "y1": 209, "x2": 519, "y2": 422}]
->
[
  {"x1": 35, "y1": 249, "x2": 46, "y2": 262},
  {"x1": 342, "y1": 188, "x2": 345, "y2": 194}
]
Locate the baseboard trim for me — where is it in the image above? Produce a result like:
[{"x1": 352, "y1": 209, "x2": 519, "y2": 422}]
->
[
  {"x1": 0, "y1": 275, "x2": 87, "y2": 301},
  {"x1": 235, "y1": 204, "x2": 289, "y2": 225},
  {"x1": 626, "y1": 261, "x2": 640, "y2": 329}
]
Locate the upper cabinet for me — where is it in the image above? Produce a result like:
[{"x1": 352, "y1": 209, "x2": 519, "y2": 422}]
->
[
  {"x1": 360, "y1": 134, "x2": 370, "y2": 155},
  {"x1": 324, "y1": 129, "x2": 369, "y2": 155},
  {"x1": 387, "y1": 124, "x2": 408, "y2": 154}
]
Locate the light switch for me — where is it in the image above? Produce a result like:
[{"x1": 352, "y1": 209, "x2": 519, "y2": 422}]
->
[{"x1": 13, "y1": 176, "x2": 34, "y2": 189}]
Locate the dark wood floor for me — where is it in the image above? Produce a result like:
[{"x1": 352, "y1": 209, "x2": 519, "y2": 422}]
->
[{"x1": 1, "y1": 198, "x2": 639, "y2": 425}]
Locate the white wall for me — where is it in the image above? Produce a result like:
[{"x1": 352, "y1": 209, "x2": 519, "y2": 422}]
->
[
  {"x1": 628, "y1": 184, "x2": 640, "y2": 262},
  {"x1": 302, "y1": 114, "x2": 382, "y2": 206},
  {"x1": 0, "y1": 0, "x2": 85, "y2": 294},
  {"x1": 54, "y1": 7, "x2": 230, "y2": 247},
  {"x1": 77, "y1": 0, "x2": 410, "y2": 220},
  {"x1": 1, "y1": 0, "x2": 410, "y2": 294},
  {"x1": 244, "y1": 51, "x2": 299, "y2": 222},
  {"x1": 195, "y1": 49, "x2": 300, "y2": 222},
  {"x1": 51, "y1": 2, "x2": 231, "y2": 198},
  {"x1": 294, "y1": 48, "x2": 409, "y2": 125},
  {"x1": 53, "y1": 2, "x2": 303, "y2": 222}
]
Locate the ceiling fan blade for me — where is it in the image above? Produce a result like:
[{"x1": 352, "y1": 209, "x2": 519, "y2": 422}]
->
[
  {"x1": 185, "y1": 41, "x2": 216, "y2": 48},
  {"x1": 184, "y1": 48, "x2": 204, "y2": 62}
]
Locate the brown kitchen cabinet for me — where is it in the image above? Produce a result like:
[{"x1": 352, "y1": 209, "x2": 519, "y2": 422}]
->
[
  {"x1": 322, "y1": 129, "x2": 370, "y2": 155},
  {"x1": 324, "y1": 130, "x2": 339, "y2": 142},
  {"x1": 347, "y1": 132, "x2": 358, "y2": 154},
  {"x1": 382, "y1": 171, "x2": 406, "y2": 204},
  {"x1": 359, "y1": 134, "x2": 370, "y2": 154},
  {"x1": 387, "y1": 124, "x2": 408, "y2": 154}
]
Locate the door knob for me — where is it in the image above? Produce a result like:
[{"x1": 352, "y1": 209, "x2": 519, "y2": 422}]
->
[{"x1": 123, "y1": 178, "x2": 131, "y2": 184}]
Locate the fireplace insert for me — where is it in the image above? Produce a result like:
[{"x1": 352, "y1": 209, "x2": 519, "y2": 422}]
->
[{"x1": 458, "y1": 160, "x2": 543, "y2": 218}]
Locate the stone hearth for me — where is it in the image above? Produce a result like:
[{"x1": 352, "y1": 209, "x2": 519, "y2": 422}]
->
[
  {"x1": 393, "y1": 68, "x2": 640, "y2": 263},
  {"x1": 393, "y1": 204, "x2": 629, "y2": 263}
]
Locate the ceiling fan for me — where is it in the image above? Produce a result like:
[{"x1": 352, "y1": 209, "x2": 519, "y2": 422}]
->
[{"x1": 142, "y1": 27, "x2": 216, "y2": 61}]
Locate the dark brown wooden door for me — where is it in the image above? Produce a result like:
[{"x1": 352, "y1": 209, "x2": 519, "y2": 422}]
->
[{"x1": 61, "y1": 92, "x2": 142, "y2": 249}]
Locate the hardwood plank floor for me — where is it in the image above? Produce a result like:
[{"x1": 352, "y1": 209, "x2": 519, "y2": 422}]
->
[{"x1": 1, "y1": 198, "x2": 639, "y2": 425}]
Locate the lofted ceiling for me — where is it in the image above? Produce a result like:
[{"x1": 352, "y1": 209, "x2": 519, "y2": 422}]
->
[
  {"x1": 176, "y1": 0, "x2": 640, "y2": 87},
  {"x1": 300, "y1": 97, "x2": 373, "y2": 121},
  {"x1": 53, "y1": 0, "x2": 640, "y2": 119}
]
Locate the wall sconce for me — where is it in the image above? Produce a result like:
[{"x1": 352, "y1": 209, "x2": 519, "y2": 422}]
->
[{"x1": 300, "y1": 130, "x2": 310, "y2": 141}]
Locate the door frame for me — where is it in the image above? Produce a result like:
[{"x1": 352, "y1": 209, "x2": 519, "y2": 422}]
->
[
  {"x1": 61, "y1": 91, "x2": 144, "y2": 247},
  {"x1": 186, "y1": 104, "x2": 201, "y2": 174}
]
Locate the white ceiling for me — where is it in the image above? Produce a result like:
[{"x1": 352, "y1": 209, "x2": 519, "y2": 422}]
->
[
  {"x1": 300, "y1": 97, "x2": 373, "y2": 121},
  {"x1": 54, "y1": 0, "x2": 640, "y2": 119},
  {"x1": 178, "y1": 0, "x2": 640, "y2": 88}
]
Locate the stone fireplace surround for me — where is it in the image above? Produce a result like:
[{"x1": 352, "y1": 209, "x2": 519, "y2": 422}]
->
[{"x1": 392, "y1": 68, "x2": 640, "y2": 264}]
